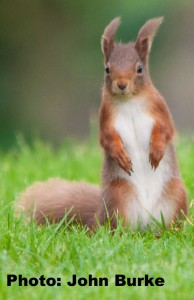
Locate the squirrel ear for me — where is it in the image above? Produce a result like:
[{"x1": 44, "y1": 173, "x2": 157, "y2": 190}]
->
[
  {"x1": 101, "y1": 17, "x2": 121, "y2": 64},
  {"x1": 135, "y1": 17, "x2": 164, "y2": 64}
]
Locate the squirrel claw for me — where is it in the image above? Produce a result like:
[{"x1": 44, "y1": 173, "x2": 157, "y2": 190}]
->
[
  {"x1": 150, "y1": 162, "x2": 157, "y2": 171},
  {"x1": 128, "y1": 171, "x2": 131, "y2": 176}
]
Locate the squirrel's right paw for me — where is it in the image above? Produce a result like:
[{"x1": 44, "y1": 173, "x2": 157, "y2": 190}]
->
[{"x1": 114, "y1": 149, "x2": 133, "y2": 175}]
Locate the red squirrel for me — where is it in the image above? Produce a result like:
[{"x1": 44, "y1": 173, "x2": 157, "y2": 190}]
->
[{"x1": 17, "y1": 17, "x2": 188, "y2": 230}]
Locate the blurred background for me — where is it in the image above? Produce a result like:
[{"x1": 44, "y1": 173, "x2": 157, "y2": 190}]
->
[{"x1": 0, "y1": 0, "x2": 193, "y2": 149}]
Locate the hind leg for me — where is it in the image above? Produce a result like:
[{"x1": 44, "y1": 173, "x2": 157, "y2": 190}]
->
[
  {"x1": 102, "y1": 179, "x2": 137, "y2": 229},
  {"x1": 155, "y1": 178, "x2": 188, "y2": 227}
]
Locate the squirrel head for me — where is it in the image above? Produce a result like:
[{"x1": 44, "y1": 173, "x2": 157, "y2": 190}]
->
[{"x1": 101, "y1": 17, "x2": 163, "y2": 97}]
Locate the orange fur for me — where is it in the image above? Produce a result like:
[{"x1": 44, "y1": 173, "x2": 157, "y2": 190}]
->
[
  {"x1": 162, "y1": 178, "x2": 188, "y2": 219},
  {"x1": 99, "y1": 90, "x2": 133, "y2": 174},
  {"x1": 101, "y1": 179, "x2": 136, "y2": 228},
  {"x1": 145, "y1": 85, "x2": 175, "y2": 169},
  {"x1": 16, "y1": 179, "x2": 103, "y2": 230}
]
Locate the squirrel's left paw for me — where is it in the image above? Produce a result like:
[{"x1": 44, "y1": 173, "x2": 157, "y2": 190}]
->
[{"x1": 149, "y1": 144, "x2": 165, "y2": 170}]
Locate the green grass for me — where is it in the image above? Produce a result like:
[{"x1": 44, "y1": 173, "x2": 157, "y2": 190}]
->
[{"x1": 0, "y1": 135, "x2": 194, "y2": 300}]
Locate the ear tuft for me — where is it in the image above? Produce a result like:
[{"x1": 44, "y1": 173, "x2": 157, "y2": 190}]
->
[
  {"x1": 101, "y1": 17, "x2": 121, "y2": 63},
  {"x1": 135, "y1": 17, "x2": 164, "y2": 64}
]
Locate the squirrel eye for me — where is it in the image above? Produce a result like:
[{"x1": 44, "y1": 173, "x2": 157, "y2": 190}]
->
[
  {"x1": 105, "y1": 67, "x2": 110, "y2": 74},
  {"x1": 137, "y1": 65, "x2": 143, "y2": 74}
]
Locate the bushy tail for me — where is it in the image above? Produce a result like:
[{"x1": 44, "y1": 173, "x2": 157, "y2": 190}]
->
[{"x1": 16, "y1": 178, "x2": 103, "y2": 229}]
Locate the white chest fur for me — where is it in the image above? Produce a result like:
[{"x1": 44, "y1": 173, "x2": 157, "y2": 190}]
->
[{"x1": 113, "y1": 97, "x2": 172, "y2": 228}]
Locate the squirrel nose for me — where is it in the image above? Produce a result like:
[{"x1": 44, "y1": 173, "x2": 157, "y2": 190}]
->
[{"x1": 117, "y1": 83, "x2": 127, "y2": 90}]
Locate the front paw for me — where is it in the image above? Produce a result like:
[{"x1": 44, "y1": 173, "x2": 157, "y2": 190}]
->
[
  {"x1": 149, "y1": 144, "x2": 165, "y2": 170},
  {"x1": 114, "y1": 149, "x2": 133, "y2": 175}
]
